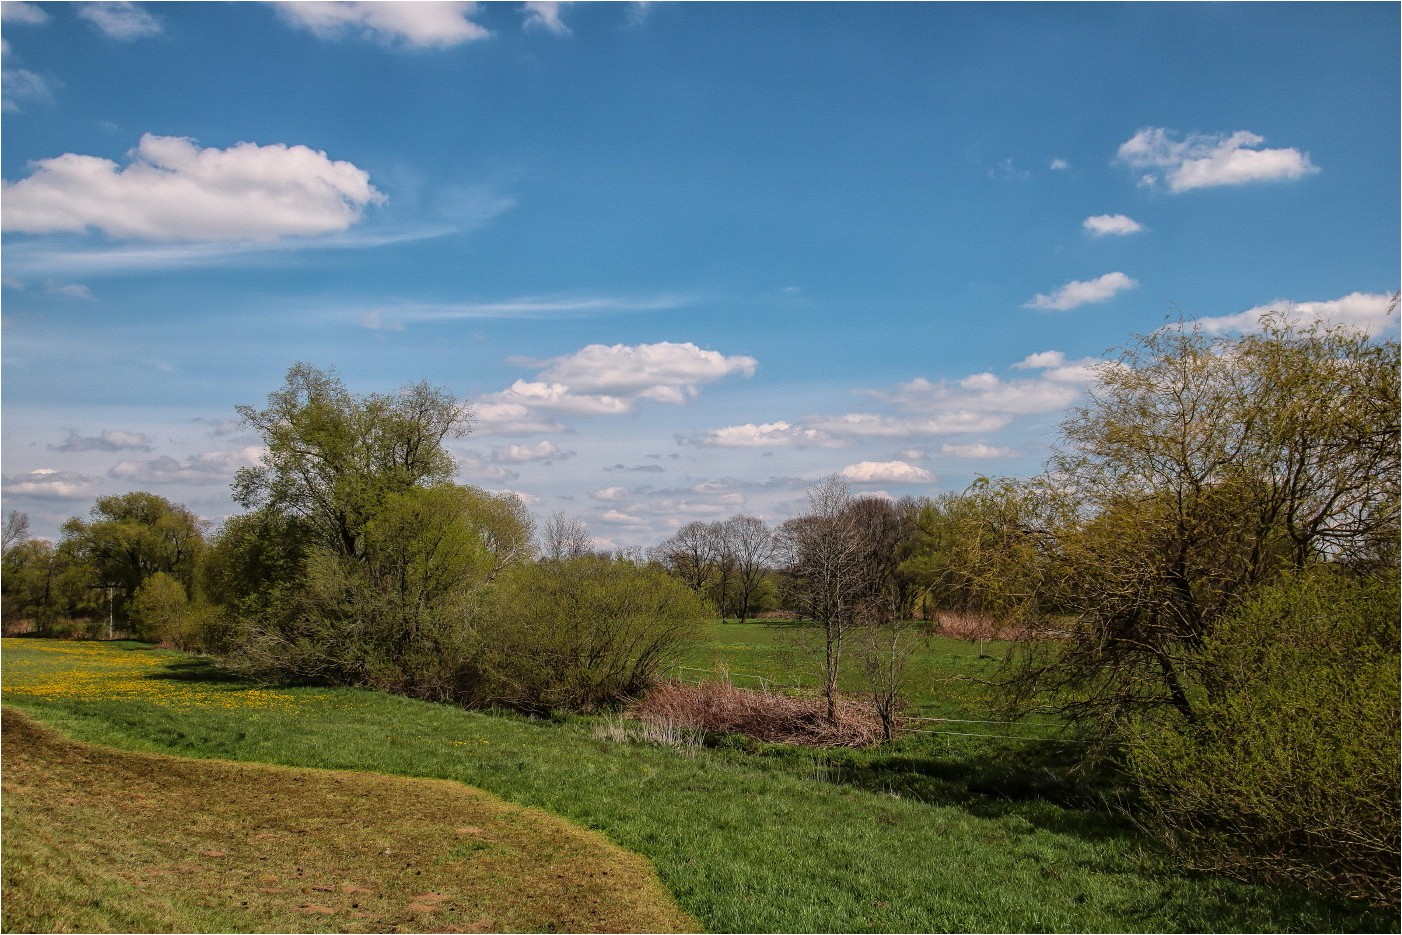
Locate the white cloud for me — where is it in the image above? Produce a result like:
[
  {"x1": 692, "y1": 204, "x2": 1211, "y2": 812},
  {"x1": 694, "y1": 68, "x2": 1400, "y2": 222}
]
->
[
  {"x1": 808, "y1": 410, "x2": 1014, "y2": 438},
  {"x1": 1194, "y1": 291, "x2": 1398, "y2": 338},
  {"x1": 275, "y1": 1, "x2": 489, "y2": 47},
  {"x1": 107, "y1": 447, "x2": 263, "y2": 485},
  {"x1": 693, "y1": 420, "x2": 839, "y2": 448},
  {"x1": 470, "y1": 401, "x2": 565, "y2": 436},
  {"x1": 51, "y1": 429, "x2": 151, "y2": 453},
  {"x1": 591, "y1": 487, "x2": 628, "y2": 502},
  {"x1": 1025, "y1": 271, "x2": 1137, "y2": 311},
  {"x1": 489, "y1": 440, "x2": 574, "y2": 463},
  {"x1": 940, "y1": 442, "x2": 1019, "y2": 459},
  {"x1": 535, "y1": 341, "x2": 756, "y2": 398},
  {"x1": 839, "y1": 460, "x2": 933, "y2": 484},
  {"x1": 1011, "y1": 350, "x2": 1104, "y2": 384},
  {"x1": 477, "y1": 341, "x2": 756, "y2": 431},
  {"x1": 1082, "y1": 214, "x2": 1143, "y2": 237},
  {"x1": 491, "y1": 488, "x2": 542, "y2": 506},
  {"x1": 2, "y1": 134, "x2": 384, "y2": 242},
  {"x1": 44, "y1": 281, "x2": 94, "y2": 300},
  {"x1": 598, "y1": 509, "x2": 642, "y2": 524},
  {"x1": 77, "y1": 2, "x2": 161, "y2": 40},
  {"x1": 1117, "y1": 128, "x2": 1319, "y2": 193},
  {"x1": 523, "y1": 1, "x2": 571, "y2": 35},
  {"x1": 1, "y1": 2, "x2": 49, "y2": 24},
  {"x1": 2, "y1": 468, "x2": 93, "y2": 499},
  {"x1": 1, "y1": 67, "x2": 53, "y2": 113},
  {"x1": 1049, "y1": 158, "x2": 1069, "y2": 171}
]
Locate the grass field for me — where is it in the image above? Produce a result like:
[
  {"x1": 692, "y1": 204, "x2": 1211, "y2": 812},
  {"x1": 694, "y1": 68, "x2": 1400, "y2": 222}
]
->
[
  {"x1": 1, "y1": 707, "x2": 694, "y2": 934},
  {"x1": 2, "y1": 636, "x2": 1393, "y2": 934}
]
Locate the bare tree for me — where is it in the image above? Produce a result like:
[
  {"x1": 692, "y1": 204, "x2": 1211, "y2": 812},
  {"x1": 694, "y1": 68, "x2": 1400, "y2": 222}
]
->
[
  {"x1": 706, "y1": 519, "x2": 739, "y2": 620},
  {"x1": 779, "y1": 476, "x2": 864, "y2": 723},
  {"x1": 727, "y1": 515, "x2": 776, "y2": 623},
  {"x1": 540, "y1": 512, "x2": 592, "y2": 561},
  {"x1": 845, "y1": 497, "x2": 917, "y2": 741},
  {"x1": 652, "y1": 520, "x2": 716, "y2": 594},
  {"x1": 3, "y1": 511, "x2": 31, "y2": 554}
]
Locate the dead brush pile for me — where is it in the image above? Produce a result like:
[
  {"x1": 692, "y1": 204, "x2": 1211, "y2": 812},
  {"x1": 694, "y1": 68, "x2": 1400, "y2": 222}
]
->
[
  {"x1": 629, "y1": 680, "x2": 886, "y2": 748},
  {"x1": 934, "y1": 611, "x2": 1031, "y2": 641}
]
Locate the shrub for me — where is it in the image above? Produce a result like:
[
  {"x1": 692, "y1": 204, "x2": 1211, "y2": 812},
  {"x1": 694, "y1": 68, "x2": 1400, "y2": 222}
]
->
[
  {"x1": 1126, "y1": 570, "x2": 1400, "y2": 906},
  {"x1": 478, "y1": 555, "x2": 708, "y2": 713}
]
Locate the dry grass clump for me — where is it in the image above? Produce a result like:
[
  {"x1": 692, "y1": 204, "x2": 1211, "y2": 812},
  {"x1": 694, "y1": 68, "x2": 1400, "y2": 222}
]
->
[
  {"x1": 629, "y1": 680, "x2": 886, "y2": 748},
  {"x1": 932, "y1": 611, "x2": 1028, "y2": 641}
]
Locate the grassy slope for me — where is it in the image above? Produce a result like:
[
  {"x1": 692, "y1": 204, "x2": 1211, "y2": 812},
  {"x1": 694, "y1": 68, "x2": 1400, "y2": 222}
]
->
[
  {"x1": 2, "y1": 638, "x2": 1392, "y2": 934},
  {"x1": 1, "y1": 707, "x2": 695, "y2": 934}
]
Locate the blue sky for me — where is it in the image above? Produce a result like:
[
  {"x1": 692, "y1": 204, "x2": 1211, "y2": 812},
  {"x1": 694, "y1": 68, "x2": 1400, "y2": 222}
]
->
[{"x1": 3, "y1": 1, "x2": 1398, "y2": 547}]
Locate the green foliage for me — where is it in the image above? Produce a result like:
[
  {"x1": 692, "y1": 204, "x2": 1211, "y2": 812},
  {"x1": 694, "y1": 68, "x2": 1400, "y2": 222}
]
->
[
  {"x1": 477, "y1": 555, "x2": 710, "y2": 713},
  {"x1": 128, "y1": 572, "x2": 188, "y2": 645},
  {"x1": 58, "y1": 492, "x2": 207, "y2": 627},
  {"x1": 1126, "y1": 570, "x2": 1401, "y2": 906}
]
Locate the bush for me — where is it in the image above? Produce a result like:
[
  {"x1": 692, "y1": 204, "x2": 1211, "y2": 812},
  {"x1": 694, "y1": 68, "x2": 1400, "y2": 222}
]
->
[
  {"x1": 477, "y1": 556, "x2": 708, "y2": 713},
  {"x1": 1126, "y1": 570, "x2": 1400, "y2": 906}
]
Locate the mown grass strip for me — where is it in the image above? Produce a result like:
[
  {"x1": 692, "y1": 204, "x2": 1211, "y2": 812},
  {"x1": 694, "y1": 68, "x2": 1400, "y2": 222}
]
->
[
  {"x1": 1, "y1": 706, "x2": 695, "y2": 934},
  {"x1": 3, "y1": 639, "x2": 1394, "y2": 934}
]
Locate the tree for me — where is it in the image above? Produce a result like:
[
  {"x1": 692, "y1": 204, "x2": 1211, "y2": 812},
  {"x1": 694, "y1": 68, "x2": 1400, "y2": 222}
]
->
[
  {"x1": 3, "y1": 510, "x2": 30, "y2": 553},
  {"x1": 726, "y1": 515, "x2": 777, "y2": 623},
  {"x1": 233, "y1": 363, "x2": 469, "y2": 560},
  {"x1": 59, "y1": 492, "x2": 207, "y2": 627},
  {"x1": 844, "y1": 496, "x2": 916, "y2": 741},
  {"x1": 651, "y1": 520, "x2": 715, "y2": 594},
  {"x1": 704, "y1": 519, "x2": 739, "y2": 620},
  {"x1": 129, "y1": 571, "x2": 190, "y2": 645},
  {"x1": 1003, "y1": 315, "x2": 1400, "y2": 732},
  {"x1": 778, "y1": 476, "x2": 864, "y2": 723},
  {"x1": 540, "y1": 512, "x2": 592, "y2": 561}
]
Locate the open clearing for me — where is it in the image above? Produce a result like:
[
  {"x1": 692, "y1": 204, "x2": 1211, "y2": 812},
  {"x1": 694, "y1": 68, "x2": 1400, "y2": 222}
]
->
[
  {"x1": 2, "y1": 638, "x2": 1393, "y2": 934},
  {"x1": 0, "y1": 706, "x2": 694, "y2": 934}
]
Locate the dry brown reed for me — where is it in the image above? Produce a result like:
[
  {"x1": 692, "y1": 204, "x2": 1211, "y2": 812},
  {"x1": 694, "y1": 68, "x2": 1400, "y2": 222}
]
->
[{"x1": 629, "y1": 680, "x2": 886, "y2": 748}]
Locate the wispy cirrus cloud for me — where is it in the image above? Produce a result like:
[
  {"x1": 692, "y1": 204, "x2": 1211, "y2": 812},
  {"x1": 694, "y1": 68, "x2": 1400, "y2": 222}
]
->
[
  {"x1": 1024, "y1": 271, "x2": 1137, "y2": 311},
  {"x1": 359, "y1": 293, "x2": 689, "y2": 329},
  {"x1": 1118, "y1": 128, "x2": 1319, "y2": 193}
]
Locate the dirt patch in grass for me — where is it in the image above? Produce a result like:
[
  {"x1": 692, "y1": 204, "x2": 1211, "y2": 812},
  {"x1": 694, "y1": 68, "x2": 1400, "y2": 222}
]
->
[{"x1": 0, "y1": 706, "x2": 696, "y2": 934}]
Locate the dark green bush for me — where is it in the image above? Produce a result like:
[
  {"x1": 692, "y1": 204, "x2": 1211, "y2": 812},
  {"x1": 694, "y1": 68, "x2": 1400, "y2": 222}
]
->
[{"x1": 1127, "y1": 570, "x2": 1400, "y2": 906}]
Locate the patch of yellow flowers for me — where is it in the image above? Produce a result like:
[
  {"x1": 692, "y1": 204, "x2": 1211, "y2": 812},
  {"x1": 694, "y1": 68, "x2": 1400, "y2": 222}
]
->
[{"x1": 1, "y1": 639, "x2": 314, "y2": 711}]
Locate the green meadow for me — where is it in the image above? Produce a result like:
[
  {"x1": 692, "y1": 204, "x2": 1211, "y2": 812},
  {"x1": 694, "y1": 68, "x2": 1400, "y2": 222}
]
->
[{"x1": 3, "y1": 635, "x2": 1393, "y2": 934}]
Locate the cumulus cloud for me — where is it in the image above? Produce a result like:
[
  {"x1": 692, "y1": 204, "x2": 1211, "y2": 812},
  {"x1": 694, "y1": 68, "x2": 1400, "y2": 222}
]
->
[
  {"x1": 275, "y1": 1, "x2": 489, "y2": 47},
  {"x1": 77, "y1": 2, "x2": 162, "y2": 40},
  {"x1": 1082, "y1": 214, "x2": 1143, "y2": 237},
  {"x1": 2, "y1": 134, "x2": 384, "y2": 242},
  {"x1": 597, "y1": 509, "x2": 642, "y2": 524},
  {"x1": 51, "y1": 429, "x2": 151, "y2": 453},
  {"x1": 693, "y1": 420, "x2": 840, "y2": 448},
  {"x1": 590, "y1": 486, "x2": 629, "y2": 502},
  {"x1": 107, "y1": 447, "x2": 262, "y2": 485},
  {"x1": 1025, "y1": 271, "x2": 1137, "y2": 311},
  {"x1": 489, "y1": 440, "x2": 574, "y2": 463},
  {"x1": 1118, "y1": 128, "x2": 1319, "y2": 193},
  {"x1": 477, "y1": 341, "x2": 756, "y2": 431},
  {"x1": 1049, "y1": 157, "x2": 1070, "y2": 171},
  {"x1": 839, "y1": 461, "x2": 933, "y2": 484},
  {"x1": 697, "y1": 352, "x2": 1106, "y2": 452},
  {"x1": 470, "y1": 401, "x2": 566, "y2": 436},
  {"x1": 2, "y1": 468, "x2": 93, "y2": 498},
  {"x1": 1194, "y1": 291, "x2": 1398, "y2": 338},
  {"x1": 523, "y1": 1, "x2": 571, "y2": 35}
]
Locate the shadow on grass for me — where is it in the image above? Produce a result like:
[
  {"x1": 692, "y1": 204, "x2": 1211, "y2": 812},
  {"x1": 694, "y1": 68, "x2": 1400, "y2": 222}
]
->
[{"x1": 142, "y1": 657, "x2": 249, "y2": 687}]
